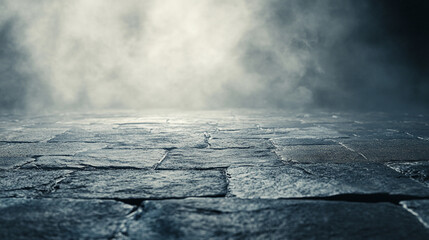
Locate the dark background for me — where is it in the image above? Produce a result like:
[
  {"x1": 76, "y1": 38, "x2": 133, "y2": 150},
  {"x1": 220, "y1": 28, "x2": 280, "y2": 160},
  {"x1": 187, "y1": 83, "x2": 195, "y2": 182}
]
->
[
  {"x1": 1, "y1": 0, "x2": 428, "y2": 112},
  {"x1": 316, "y1": 0, "x2": 429, "y2": 111}
]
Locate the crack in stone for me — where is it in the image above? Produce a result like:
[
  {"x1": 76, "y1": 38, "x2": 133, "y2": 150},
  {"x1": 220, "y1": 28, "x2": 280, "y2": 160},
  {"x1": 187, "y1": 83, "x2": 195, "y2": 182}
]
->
[
  {"x1": 13, "y1": 155, "x2": 41, "y2": 170},
  {"x1": 220, "y1": 168, "x2": 231, "y2": 198},
  {"x1": 152, "y1": 150, "x2": 169, "y2": 170},
  {"x1": 225, "y1": 170, "x2": 235, "y2": 198},
  {"x1": 266, "y1": 138, "x2": 276, "y2": 149},
  {"x1": 46, "y1": 129, "x2": 69, "y2": 143},
  {"x1": 268, "y1": 138, "x2": 285, "y2": 162},
  {"x1": 40, "y1": 171, "x2": 75, "y2": 195},
  {"x1": 337, "y1": 141, "x2": 369, "y2": 160},
  {"x1": 112, "y1": 194, "x2": 228, "y2": 206},
  {"x1": 401, "y1": 202, "x2": 429, "y2": 229},
  {"x1": 2, "y1": 171, "x2": 75, "y2": 194},
  {"x1": 286, "y1": 193, "x2": 429, "y2": 205},
  {"x1": 204, "y1": 132, "x2": 212, "y2": 148},
  {"x1": 109, "y1": 208, "x2": 139, "y2": 240}
]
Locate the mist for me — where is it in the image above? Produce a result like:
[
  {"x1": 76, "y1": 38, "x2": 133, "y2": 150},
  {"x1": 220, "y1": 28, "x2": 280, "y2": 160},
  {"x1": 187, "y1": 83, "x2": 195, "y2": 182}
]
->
[{"x1": 1, "y1": 0, "x2": 428, "y2": 112}]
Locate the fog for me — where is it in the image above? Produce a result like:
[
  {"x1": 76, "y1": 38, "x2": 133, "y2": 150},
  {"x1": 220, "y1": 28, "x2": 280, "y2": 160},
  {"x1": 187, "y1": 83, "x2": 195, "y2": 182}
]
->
[{"x1": 1, "y1": 0, "x2": 428, "y2": 112}]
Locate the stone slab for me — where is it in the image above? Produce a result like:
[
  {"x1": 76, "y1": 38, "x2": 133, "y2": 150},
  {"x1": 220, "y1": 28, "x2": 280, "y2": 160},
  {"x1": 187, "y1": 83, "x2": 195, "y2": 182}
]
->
[
  {"x1": 274, "y1": 144, "x2": 366, "y2": 163},
  {"x1": 22, "y1": 148, "x2": 166, "y2": 169},
  {"x1": 0, "y1": 142, "x2": 106, "y2": 157},
  {"x1": 341, "y1": 139, "x2": 429, "y2": 161},
  {"x1": 50, "y1": 128, "x2": 205, "y2": 149},
  {"x1": 158, "y1": 148, "x2": 282, "y2": 170},
  {"x1": 51, "y1": 169, "x2": 226, "y2": 199},
  {"x1": 207, "y1": 137, "x2": 274, "y2": 149},
  {"x1": 0, "y1": 198, "x2": 132, "y2": 240},
  {"x1": 276, "y1": 126, "x2": 348, "y2": 139},
  {"x1": 47, "y1": 128, "x2": 151, "y2": 143},
  {"x1": 386, "y1": 161, "x2": 429, "y2": 187},
  {"x1": 0, "y1": 170, "x2": 73, "y2": 198},
  {"x1": 271, "y1": 138, "x2": 337, "y2": 146},
  {"x1": 0, "y1": 128, "x2": 67, "y2": 143},
  {"x1": 125, "y1": 198, "x2": 429, "y2": 239},
  {"x1": 227, "y1": 163, "x2": 429, "y2": 198}
]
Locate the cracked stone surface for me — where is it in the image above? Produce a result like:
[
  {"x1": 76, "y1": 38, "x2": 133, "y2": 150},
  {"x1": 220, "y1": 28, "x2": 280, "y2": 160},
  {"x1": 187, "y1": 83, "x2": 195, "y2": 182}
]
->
[
  {"x1": 0, "y1": 198, "x2": 132, "y2": 239},
  {"x1": 50, "y1": 169, "x2": 226, "y2": 199},
  {"x1": 22, "y1": 148, "x2": 166, "y2": 169},
  {"x1": 387, "y1": 161, "x2": 429, "y2": 187},
  {"x1": 401, "y1": 200, "x2": 429, "y2": 229},
  {"x1": 271, "y1": 137, "x2": 337, "y2": 146},
  {"x1": 0, "y1": 128, "x2": 67, "y2": 143},
  {"x1": 158, "y1": 148, "x2": 282, "y2": 169},
  {"x1": 126, "y1": 198, "x2": 429, "y2": 239},
  {"x1": 274, "y1": 144, "x2": 367, "y2": 163},
  {"x1": 0, "y1": 169, "x2": 73, "y2": 198},
  {"x1": 0, "y1": 142, "x2": 106, "y2": 157},
  {"x1": 1, "y1": 110, "x2": 429, "y2": 239},
  {"x1": 0, "y1": 157, "x2": 34, "y2": 170},
  {"x1": 228, "y1": 163, "x2": 429, "y2": 198},
  {"x1": 341, "y1": 139, "x2": 429, "y2": 161},
  {"x1": 205, "y1": 137, "x2": 275, "y2": 149}
]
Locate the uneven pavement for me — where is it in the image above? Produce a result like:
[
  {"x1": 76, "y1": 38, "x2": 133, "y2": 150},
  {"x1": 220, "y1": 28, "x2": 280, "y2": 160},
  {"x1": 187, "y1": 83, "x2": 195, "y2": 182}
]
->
[{"x1": 1, "y1": 110, "x2": 429, "y2": 239}]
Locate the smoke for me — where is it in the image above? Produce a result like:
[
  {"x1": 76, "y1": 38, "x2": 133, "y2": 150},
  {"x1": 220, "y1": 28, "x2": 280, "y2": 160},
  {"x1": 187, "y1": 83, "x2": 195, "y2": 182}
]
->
[{"x1": 1, "y1": 0, "x2": 428, "y2": 112}]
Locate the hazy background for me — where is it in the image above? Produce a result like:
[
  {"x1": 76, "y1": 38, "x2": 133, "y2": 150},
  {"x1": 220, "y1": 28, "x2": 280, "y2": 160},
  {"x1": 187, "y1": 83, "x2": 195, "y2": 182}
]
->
[{"x1": 1, "y1": 0, "x2": 428, "y2": 112}]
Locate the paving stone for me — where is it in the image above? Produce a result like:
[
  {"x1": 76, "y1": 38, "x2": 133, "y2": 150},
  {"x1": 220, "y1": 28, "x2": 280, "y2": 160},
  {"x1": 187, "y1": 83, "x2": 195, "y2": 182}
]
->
[
  {"x1": 271, "y1": 138, "x2": 337, "y2": 146},
  {"x1": 0, "y1": 170, "x2": 73, "y2": 197},
  {"x1": 274, "y1": 144, "x2": 367, "y2": 163},
  {"x1": 386, "y1": 161, "x2": 429, "y2": 187},
  {"x1": 104, "y1": 132, "x2": 206, "y2": 149},
  {"x1": 0, "y1": 157, "x2": 34, "y2": 169},
  {"x1": 269, "y1": 126, "x2": 348, "y2": 139},
  {"x1": 0, "y1": 128, "x2": 67, "y2": 143},
  {"x1": 210, "y1": 127, "x2": 301, "y2": 139},
  {"x1": 0, "y1": 142, "x2": 106, "y2": 157},
  {"x1": 334, "y1": 125, "x2": 417, "y2": 140},
  {"x1": 125, "y1": 198, "x2": 429, "y2": 239},
  {"x1": 341, "y1": 139, "x2": 429, "y2": 161},
  {"x1": 208, "y1": 137, "x2": 274, "y2": 149},
  {"x1": 50, "y1": 128, "x2": 206, "y2": 149},
  {"x1": 51, "y1": 169, "x2": 226, "y2": 199},
  {"x1": 227, "y1": 163, "x2": 429, "y2": 198},
  {"x1": 0, "y1": 198, "x2": 132, "y2": 240},
  {"x1": 47, "y1": 128, "x2": 152, "y2": 143},
  {"x1": 22, "y1": 148, "x2": 166, "y2": 169},
  {"x1": 401, "y1": 200, "x2": 429, "y2": 229},
  {"x1": 158, "y1": 148, "x2": 282, "y2": 169}
]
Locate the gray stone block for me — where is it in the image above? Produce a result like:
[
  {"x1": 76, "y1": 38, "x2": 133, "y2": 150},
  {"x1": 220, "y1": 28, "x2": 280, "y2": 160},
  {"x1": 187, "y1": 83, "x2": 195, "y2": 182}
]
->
[
  {"x1": 22, "y1": 148, "x2": 166, "y2": 169},
  {"x1": 125, "y1": 198, "x2": 429, "y2": 239},
  {"x1": 341, "y1": 139, "x2": 429, "y2": 161},
  {"x1": 387, "y1": 161, "x2": 429, "y2": 187},
  {"x1": 0, "y1": 142, "x2": 106, "y2": 157},
  {"x1": 0, "y1": 169, "x2": 73, "y2": 197},
  {"x1": 158, "y1": 148, "x2": 282, "y2": 169},
  {"x1": 0, "y1": 198, "x2": 132, "y2": 240},
  {"x1": 51, "y1": 169, "x2": 227, "y2": 199},
  {"x1": 227, "y1": 163, "x2": 429, "y2": 198},
  {"x1": 274, "y1": 144, "x2": 366, "y2": 163}
]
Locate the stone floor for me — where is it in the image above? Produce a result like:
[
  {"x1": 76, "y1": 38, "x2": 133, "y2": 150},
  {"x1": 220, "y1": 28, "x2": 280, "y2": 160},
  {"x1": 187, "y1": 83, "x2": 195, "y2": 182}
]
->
[{"x1": 1, "y1": 110, "x2": 429, "y2": 239}]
